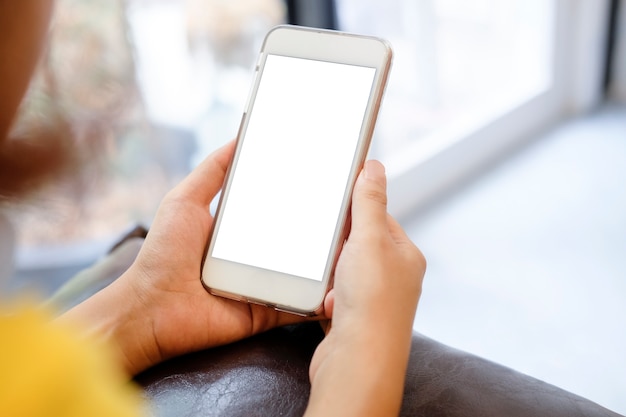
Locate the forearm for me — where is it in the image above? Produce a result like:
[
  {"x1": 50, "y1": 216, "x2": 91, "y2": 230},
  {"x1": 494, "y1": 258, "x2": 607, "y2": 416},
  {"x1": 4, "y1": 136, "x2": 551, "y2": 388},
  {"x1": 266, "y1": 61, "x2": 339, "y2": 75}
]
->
[
  {"x1": 305, "y1": 329, "x2": 413, "y2": 417},
  {"x1": 56, "y1": 274, "x2": 158, "y2": 376}
]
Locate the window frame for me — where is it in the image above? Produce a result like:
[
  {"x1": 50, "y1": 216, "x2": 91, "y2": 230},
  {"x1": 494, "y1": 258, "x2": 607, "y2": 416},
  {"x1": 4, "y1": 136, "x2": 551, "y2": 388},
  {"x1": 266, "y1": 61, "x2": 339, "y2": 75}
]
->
[
  {"x1": 384, "y1": 0, "x2": 612, "y2": 219},
  {"x1": 285, "y1": 0, "x2": 338, "y2": 29}
]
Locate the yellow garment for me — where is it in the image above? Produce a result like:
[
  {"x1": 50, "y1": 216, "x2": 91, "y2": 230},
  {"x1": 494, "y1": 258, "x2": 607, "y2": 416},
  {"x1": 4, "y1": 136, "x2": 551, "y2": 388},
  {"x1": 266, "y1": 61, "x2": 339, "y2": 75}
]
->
[{"x1": 0, "y1": 305, "x2": 143, "y2": 417}]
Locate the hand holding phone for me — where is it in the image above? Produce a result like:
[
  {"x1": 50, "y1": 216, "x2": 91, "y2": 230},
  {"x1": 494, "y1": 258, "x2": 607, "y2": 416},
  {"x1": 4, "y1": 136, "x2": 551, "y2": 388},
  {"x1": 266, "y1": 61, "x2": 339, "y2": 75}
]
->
[
  {"x1": 201, "y1": 25, "x2": 393, "y2": 315},
  {"x1": 306, "y1": 160, "x2": 426, "y2": 416}
]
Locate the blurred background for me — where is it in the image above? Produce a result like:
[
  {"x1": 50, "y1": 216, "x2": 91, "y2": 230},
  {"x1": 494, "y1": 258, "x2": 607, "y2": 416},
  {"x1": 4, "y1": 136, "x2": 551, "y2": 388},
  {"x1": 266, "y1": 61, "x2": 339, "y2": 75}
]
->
[{"x1": 2, "y1": 0, "x2": 625, "y2": 413}]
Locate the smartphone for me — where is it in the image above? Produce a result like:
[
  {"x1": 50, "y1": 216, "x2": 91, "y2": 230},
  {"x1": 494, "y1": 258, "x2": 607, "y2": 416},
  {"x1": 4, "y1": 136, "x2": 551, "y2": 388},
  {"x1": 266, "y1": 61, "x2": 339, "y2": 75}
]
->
[{"x1": 201, "y1": 25, "x2": 392, "y2": 316}]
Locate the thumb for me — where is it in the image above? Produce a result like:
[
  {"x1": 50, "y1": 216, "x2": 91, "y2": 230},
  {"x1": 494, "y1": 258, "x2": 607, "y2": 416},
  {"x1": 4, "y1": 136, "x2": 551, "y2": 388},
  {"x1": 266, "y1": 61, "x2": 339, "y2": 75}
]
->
[
  {"x1": 350, "y1": 160, "x2": 388, "y2": 234},
  {"x1": 171, "y1": 139, "x2": 235, "y2": 206}
]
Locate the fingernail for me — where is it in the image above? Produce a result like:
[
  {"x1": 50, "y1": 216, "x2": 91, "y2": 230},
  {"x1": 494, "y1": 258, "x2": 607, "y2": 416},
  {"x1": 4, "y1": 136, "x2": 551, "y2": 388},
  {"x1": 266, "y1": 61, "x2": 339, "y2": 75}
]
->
[{"x1": 364, "y1": 160, "x2": 385, "y2": 180}]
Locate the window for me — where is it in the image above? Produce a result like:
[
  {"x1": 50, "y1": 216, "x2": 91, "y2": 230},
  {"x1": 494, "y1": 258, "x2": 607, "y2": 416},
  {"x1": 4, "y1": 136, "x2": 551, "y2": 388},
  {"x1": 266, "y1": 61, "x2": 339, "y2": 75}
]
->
[
  {"x1": 11, "y1": 0, "x2": 610, "y2": 272},
  {"x1": 337, "y1": 0, "x2": 610, "y2": 217},
  {"x1": 12, "y1": 0, "x2": 286, "y2": 270},
  {"x1": 340, "y1": 0, "x2": 552, "y2": 155},
  {"x1": 337, "y1": 0, "x2": 557, "y2": 216}
]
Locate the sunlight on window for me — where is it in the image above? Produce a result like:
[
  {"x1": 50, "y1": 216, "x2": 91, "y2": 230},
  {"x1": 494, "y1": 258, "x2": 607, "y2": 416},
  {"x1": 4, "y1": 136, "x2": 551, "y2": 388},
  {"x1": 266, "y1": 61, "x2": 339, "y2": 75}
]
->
[{"x1": 337, "y1": 0, "x2": 554, "y2": 163}]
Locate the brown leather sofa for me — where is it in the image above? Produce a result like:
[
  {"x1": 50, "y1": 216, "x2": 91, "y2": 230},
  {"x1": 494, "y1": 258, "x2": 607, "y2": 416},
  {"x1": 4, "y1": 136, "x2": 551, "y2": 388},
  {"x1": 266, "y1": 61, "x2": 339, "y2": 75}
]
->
[{"x1": 53, "y1": 230, "x2": 623, "y2": 417}]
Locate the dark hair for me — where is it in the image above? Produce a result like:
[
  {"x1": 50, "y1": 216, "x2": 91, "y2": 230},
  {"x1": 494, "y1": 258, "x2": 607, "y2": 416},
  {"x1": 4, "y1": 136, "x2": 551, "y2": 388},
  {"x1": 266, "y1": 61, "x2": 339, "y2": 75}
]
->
[
  {"x1": 0, "y1": 111, "x2": 78, "y2": 203},
  {"x1": 0, "y1": 0, "x2": 138, "y2": 205}
]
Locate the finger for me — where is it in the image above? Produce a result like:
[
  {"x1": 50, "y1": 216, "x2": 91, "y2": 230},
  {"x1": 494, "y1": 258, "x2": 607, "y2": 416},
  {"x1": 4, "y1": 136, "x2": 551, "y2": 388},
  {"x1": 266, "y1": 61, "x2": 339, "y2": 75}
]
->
[
  {"x1": 350, "y1": 160, "x2": 388, "y2": 235},
  {"x1": 323, "y1": 289, "x2": 335, "y2": 319},
  {"x1": 321, "y1": 319, "x2": 332, "y2": 335},
  {"x1": 321, "y1": 290, "x2": 335, "y2": 335},
  {"x1": 171, "y1": 140, "x2": 236, "y2": 206}
]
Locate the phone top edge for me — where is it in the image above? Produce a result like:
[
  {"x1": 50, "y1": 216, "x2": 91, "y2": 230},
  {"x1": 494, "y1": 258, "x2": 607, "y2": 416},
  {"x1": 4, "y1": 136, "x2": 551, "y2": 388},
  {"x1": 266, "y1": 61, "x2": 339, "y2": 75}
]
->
[
  {"x1": 267, "y1": 24, "x2": 392, "y2": 43},
  {"x1": 262, "y1": 25, "x2": 393, "y2": 63}
]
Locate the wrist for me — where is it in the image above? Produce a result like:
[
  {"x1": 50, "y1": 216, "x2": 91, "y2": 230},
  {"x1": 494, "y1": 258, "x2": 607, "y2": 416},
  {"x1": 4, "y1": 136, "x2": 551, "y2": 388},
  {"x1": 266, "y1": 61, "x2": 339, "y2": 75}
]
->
[
  {"x1": 306, "y1": 330, "x2": 412, "y2": 417},
  {"x1": 57, "y1": 273, "x2": 159, "y2": 376}
]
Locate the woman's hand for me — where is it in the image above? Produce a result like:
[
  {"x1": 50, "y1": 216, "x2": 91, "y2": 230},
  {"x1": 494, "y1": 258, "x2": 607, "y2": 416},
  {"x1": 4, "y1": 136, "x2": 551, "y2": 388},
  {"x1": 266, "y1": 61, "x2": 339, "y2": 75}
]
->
[
  {"x1": 59, "y1": 141, "x2": 308, "y2": 375},
  {"x1": 305, "y1": 161, "x2": 426, "y2": 417}
]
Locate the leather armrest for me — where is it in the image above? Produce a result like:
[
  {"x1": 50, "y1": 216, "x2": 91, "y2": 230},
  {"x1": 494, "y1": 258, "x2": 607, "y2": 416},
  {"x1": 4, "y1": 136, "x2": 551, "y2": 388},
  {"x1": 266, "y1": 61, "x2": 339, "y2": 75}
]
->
[
  {"x1": 135, "y1": 324, "x2": 321, "y2": 417},
  {"x1": 402, "y1": 333, "x2": 621, "y2": 417},
  {"x1": 136, "y1": 323, "x2": 622, "y2": 417}
]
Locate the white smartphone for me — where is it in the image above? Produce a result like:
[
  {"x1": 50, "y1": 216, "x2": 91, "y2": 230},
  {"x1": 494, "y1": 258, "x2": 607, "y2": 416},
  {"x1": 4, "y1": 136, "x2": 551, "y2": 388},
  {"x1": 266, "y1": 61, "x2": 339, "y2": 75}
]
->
[{"x1": 201, "y1": 25, "x2": 392, "y2": 316}]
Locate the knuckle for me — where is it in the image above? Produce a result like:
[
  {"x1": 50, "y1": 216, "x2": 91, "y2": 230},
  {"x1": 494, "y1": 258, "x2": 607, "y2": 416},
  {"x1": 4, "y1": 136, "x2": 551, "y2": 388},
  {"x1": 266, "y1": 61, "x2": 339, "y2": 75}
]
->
[
  {"x1": 360, "y1": 186, "x2": 388, "y2": 207},
  {"x1": 403, "y1": 244, "x2": 427, "y2": 286}
]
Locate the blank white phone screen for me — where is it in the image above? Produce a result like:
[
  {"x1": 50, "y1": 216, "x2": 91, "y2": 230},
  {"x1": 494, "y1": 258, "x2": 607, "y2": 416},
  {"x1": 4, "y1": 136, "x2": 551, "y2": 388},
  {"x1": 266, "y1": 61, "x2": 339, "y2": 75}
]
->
[{"x1": 211, "y1": 54, "x2": 376, "y2": 281}]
